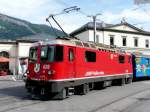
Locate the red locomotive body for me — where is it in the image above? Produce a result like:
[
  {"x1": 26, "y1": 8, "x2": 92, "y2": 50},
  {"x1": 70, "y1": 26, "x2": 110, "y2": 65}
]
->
[{"x1": 26, "y1": 38, "x2": 133, "y2": 99}]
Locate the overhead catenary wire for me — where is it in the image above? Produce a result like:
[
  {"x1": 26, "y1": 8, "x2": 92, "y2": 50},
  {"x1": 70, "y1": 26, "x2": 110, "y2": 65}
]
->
[
  {"x1": 142, "y1": 8, "x2": 150, "y2": 17},
  {"x1": 116, "y1": 4, "x2": 150, "y2": 30},
  {"x1": 46, "y1": 6, "x2": 81, "y2": 38},
  {"x1": 129, "y1": 4, "x2": 150, "y2": 27},
  {"x1": 54, "y1": 0, "x2": 90, "y2": 17}
]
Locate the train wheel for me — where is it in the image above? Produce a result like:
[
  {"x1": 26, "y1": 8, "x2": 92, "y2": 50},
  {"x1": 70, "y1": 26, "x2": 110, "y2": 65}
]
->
[
  {"x1": 120, "y1": 78, "x2": 125, "y2": 86},
  {"x1": 61, "y1": 88, "x2": 67, "y2": 99},
  {"x1": 103, "y1": 81, "x2": 112, "y2": 87},
  {"x1": 89, "y1": 83, "x2": 94, "y2": 91},
  {"x1": 126, "y1": 78, "x2": 132, "y2": 84},
  {"x1": 74, "y1": 84, "x2": 89, "y2": 95},
  {"x1": 94, "y1": 81, "x2": 107, "y2": 90},
  {"x1": 52, "y1": 88, "x2": 67, "y2": 100},
  {"x1": 83, "y1": 83, "x2": 89, "y2": 95}
]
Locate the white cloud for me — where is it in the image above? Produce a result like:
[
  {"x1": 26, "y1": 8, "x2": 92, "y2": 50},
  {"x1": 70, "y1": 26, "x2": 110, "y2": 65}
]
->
[
  {"x1": 0, "y1": 0, "x2": 46, "y2": 17},
  {"x1": 97, "y1": 6, "x2": 150, "y2": 31},
  {"x1": 101, "y1": 6, "x2": 150, "y2": 24},
  {"x1": 0, "y1": 0, "x2": 64, "y2": 23}
]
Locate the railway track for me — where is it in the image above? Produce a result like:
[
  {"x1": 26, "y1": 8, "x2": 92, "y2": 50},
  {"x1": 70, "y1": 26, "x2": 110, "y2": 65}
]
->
[
  {"x1": 1, "y1": 87, "x2": 150, "y2": 112},
  {"x1": 0, "y1": 81, "x2": 150, "y2": 112},
  {"x1": 89, "y1": 87, "x2": 150, "y2": 112},
  {"x1": 0, "y1": 96, "x2": 44, "y2": 112}
]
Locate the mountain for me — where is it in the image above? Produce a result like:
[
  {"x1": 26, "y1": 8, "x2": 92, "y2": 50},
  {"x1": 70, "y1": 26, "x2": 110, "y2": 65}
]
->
[{"x1": 0, "y1": 13, "x2": 65, "y2": 40}]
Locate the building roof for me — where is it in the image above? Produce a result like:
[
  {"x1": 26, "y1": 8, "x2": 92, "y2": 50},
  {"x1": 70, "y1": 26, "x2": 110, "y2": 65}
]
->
[
  {"x1": 20, "y1": 33, "x2": 56, "y2": 41},
  {"x1": 0, "y1": 33, "x2": 60, "y2": 44},
  {"x1": 70, "y1": 22, "x2": 150, "y2": 36},
  {"x1": 70, "y1": 22, "x2": 112, "y2": 36},
  {"x1": 0, "y1": 40, "x2": 16, "y2": 44},
  {"x1": 16, "y1": 33, "x2": 57, "y2": 43}
]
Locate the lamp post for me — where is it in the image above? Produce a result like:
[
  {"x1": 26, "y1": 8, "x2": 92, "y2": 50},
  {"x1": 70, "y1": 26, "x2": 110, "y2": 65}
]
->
[{"x1": 88, "y1": 13, "x2": 101, "y2": 42}]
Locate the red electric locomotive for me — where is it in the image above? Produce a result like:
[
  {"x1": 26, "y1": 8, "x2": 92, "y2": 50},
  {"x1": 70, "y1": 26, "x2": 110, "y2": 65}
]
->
[{"x1": 25, "y1": 38, "x2": 133, "y2": 99}]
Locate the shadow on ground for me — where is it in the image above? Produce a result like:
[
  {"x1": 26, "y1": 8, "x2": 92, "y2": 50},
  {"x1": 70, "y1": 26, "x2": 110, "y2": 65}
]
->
[{"x1": 0, "y1": 86, "x2": 30, "y2": 100}]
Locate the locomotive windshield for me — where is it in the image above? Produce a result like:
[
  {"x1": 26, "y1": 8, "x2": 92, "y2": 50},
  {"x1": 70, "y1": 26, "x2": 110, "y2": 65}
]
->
[
  {"x1": 41, "y1": 46, "x2": 55, "y2": 62},
  {"x1": 29, "y1": 47, "x2": 38, "y2": 62},
  {"x1": 40, "y1": 46, "x2": 63, "y2": 62}
]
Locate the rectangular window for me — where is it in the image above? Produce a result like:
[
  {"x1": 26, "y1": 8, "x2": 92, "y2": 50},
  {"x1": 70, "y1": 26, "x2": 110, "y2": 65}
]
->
[
  {"x1": 110, "y1": 35, "x2": 114, "y2": 45},
  {"x1": 134, "y1": 38, "x2": 138, "y2": 47},
  {"x1": 146, "y1": 40, "x2": 149, "y2": 48},
  {"x1": 41, "y1": 46, "x2": 48, "y2": 59},
  {"x1": 69, "y1": 48, "x2": 74, "y2": 61},
  {"x1": 119, "y1": 55, "x2": 125, "y2": 63},
  {"x1": 29, "y1": 47, "x2": 38, "y2": 62},
  {"x1": 122, "y1": 36, "x2": 127, "y2": 46},
  {"x1": 96, "y1": 35, "x2": 99, "y2": 43},
  {"x1": 55, "y1": 46, "x2": 63, "y2": 62},
  {"x1": 41, "y1": 46, "x2": 55, "y2": 62},
  {"x1": 85, "y1": 51, "x2": 96, "y2": 62}
]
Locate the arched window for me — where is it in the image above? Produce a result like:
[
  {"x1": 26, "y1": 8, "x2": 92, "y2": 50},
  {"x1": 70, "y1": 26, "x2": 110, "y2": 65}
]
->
[{"x1": 0, "y1": 51, "x2": 9, "y2": 58}]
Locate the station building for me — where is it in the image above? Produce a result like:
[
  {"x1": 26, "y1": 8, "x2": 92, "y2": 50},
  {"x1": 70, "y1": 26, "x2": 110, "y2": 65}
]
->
[
  {"x1": 0, "y1": 33, "x2": 55, "y2": 75},
  {"x1": 70, "y1": 22, "x2": 150, "y2": 55}
]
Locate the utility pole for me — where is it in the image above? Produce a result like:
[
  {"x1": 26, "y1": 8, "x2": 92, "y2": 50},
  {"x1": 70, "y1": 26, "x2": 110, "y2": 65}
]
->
[{"x1": 88, "y1": 13, "x2": 101, "y2": 43}]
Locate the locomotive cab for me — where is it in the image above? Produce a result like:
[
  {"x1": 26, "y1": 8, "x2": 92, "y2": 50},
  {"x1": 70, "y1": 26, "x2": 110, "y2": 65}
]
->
[
  {"x1": 28, "y1": 45, "x2": 64, "y2": 81},
  {"x1": 26, "y1": 40, "x2": 77, "y2": 99}
]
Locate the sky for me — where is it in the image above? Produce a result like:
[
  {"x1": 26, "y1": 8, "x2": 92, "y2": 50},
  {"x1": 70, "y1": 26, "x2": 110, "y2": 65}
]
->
[{"x1": 0, "y1": 0, "x2": 150, "y2": 33}]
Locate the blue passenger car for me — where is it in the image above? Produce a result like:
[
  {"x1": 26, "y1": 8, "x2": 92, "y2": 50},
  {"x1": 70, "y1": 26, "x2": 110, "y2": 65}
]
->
[{"x1": 132, "y1": 55, "x2": 150, "y2": 78}]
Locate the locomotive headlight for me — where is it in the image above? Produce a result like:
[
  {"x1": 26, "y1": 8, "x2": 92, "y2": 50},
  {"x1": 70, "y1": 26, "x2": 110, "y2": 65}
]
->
[
  {"x1": 48, "y1": 70, "x2": 55, "y2": 75},
  {"x1": 26, "y1": 70, "x2": 29, "y2": 74}
]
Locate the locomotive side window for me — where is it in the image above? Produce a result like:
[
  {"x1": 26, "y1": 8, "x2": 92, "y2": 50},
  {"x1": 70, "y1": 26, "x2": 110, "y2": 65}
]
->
[
  {"x1": 85, "y1": 51, "x2": 96, "y2": 62},
  {"x1": 29, "y1": 47, "x2": 38, "y2": 62},
  {"x1": 69, "y1": 48, "x2": 74, "y2": 61},
  {"x1": 119, "y1": 55, "x2": 125, "y2": 63},
  {"x1": 55, "y1": 46, "x2": 63, "y2": 62}
]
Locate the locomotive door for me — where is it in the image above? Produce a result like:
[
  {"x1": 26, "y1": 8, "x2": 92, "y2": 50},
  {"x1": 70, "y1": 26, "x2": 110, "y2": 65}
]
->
[{"x1": 68, "y1": 47, "x2": 76, "y2": 78}]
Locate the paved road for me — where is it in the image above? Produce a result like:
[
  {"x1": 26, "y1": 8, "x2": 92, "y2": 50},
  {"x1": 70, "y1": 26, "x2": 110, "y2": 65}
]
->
[{"x1": 0, "y1": 76, "x2": 150, "y2": 112}]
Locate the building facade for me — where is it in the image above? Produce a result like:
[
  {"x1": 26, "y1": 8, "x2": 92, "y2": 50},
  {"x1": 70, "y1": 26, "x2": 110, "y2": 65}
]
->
[
  {"x1": 71, "y1": 22, "x2": 150, "y2": 55},
  {"x1": 0, "y1": 40, "x2": 36, "y2": 75},
  {"x1": 0, "y1": 33, "x2": 56, "y2": 75}
]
